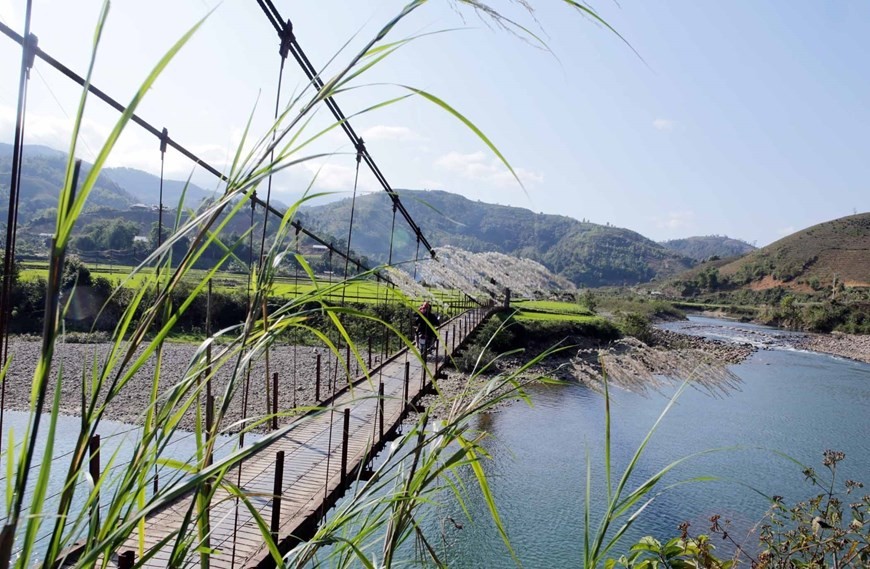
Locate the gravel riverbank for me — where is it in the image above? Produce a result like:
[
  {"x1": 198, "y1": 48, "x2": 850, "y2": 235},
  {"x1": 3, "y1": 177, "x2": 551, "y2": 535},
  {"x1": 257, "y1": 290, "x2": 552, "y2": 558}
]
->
[
  {"x1": 1, "y1": 338, "x2": 363, "y2": 432},
  {"x1": 792, "y1": 332, "x2": 870, "y2": 364},
  {"x1": 420, "y1": 327, "x2": 756, "y2": 417}
]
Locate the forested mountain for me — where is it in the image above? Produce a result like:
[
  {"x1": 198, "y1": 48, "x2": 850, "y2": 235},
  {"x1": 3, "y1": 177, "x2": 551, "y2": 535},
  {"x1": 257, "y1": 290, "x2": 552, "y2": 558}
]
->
[
  {"x1": 660, "y1": 235, "x2": 755, "y2": 261},
  {"x1": 302, "y1": 189, "x2": 694, "y2": 287},
  {"x1": 3, "y1": 145, "x2": 698, "y2": 287},
  {"x1": 0, "y1": 143, "x2": 136, "y2": 223},
  {"x1": 103, "y1": 167, "x2": 216, "y2": 208}
]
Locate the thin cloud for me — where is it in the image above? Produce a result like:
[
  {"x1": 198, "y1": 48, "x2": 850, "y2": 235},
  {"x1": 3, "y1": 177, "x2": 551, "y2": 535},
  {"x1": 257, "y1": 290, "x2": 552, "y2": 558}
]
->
[
  {"x1": 435, "y1": 151, "x2": 543, "y2": 188},
  {"x1": 0, "y1": 105, "x2": 109, "y2": 161},
  {"x1": 302, "y1": 161, "x2": 374, "y2": 192},
  {"x1": 361, "y1": 125, "x2": 424, "y2": 142},
  {"x1": 656, "y1": 210, "x2": 695, "y2": 230},
  {"x1": 653, "y1": 118, "x2": 675, "y2": 132}
]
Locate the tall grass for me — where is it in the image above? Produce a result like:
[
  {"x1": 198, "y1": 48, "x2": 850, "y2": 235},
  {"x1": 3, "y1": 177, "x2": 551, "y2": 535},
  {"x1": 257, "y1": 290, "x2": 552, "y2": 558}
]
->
[{"x1": 0, "y1": 1, "x2": 634, "y2": 568}]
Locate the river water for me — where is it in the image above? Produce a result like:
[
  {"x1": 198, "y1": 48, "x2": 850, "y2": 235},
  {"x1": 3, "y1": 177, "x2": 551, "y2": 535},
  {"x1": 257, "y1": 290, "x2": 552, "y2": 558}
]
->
[{"x1": 432, "y1": 316, "x2": 870, "y2": 567}]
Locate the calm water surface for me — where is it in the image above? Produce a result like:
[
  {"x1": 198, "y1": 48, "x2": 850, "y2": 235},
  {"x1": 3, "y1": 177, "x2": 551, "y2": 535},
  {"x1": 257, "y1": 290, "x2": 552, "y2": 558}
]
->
[{"x1": 434, "y1": 317, "x2": 870, "y2": 568}]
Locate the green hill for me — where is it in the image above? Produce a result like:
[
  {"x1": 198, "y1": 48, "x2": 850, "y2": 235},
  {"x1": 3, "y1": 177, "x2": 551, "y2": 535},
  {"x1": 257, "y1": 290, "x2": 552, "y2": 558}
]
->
[
  {"x1": 661, "y1": 235, "x2": 755, "y2": 261},
  {"x1": 302, "y1": 189, "x2": 694, "y2": 288},
  {"x1": 0, "y1": 143, "x2": 136, "y2": 223},
  {"x1": 103, "y1": 167, "x2": 217, "y2": 208},
  {"x1": 663, "y1": 213, "x2": 870, "y2": 297},
  {"x1": 717, "y1": 213, "x2": 870, "y2": 290}
]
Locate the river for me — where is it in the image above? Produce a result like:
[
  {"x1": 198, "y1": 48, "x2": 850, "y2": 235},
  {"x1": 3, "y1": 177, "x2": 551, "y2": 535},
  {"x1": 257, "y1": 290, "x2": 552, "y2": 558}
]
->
[{"x1": 431, "y1": 316, "x2": 870, "y2": 567}]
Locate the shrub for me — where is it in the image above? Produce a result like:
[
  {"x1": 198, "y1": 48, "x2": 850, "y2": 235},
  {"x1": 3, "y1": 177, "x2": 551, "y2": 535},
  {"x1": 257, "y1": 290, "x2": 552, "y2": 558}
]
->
[
  {"x1": 618, "y1": 312, "x2": 652, "y2": 343},
  {"x1": 615, "y1": 451, "x2": 870, "y2": 568}
]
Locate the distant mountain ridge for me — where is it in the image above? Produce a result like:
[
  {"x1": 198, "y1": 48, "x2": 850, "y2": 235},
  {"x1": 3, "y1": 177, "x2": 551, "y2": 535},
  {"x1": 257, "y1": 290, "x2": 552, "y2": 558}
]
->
[
  {"x1": 0, "y1": 144, "x2": 219, "y2": 223},
  {"x1": 103, "y1": 167, "x2": 216, "y2": 208},
  {"x1": 302, "y1": 189, "x2": 695, "y2": 288},
  {"x1": 660, "y1": 235, "x2": 755, "y2": 261},
  {"x1": 0, "y1": 143, "x2": 137, "y2": 223}
]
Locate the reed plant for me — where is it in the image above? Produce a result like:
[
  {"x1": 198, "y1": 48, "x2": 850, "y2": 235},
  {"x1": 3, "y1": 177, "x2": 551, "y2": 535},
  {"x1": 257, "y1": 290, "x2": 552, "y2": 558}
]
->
[{"x1": 0, "y1": 1, "x2": 632, "y2": 568}]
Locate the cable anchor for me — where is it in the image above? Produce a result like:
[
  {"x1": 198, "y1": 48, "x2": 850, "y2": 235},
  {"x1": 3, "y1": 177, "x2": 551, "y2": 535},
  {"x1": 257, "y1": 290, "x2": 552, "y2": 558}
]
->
[
  {"x1": 159, "y1": 127, "x2": 169, "y2": 154},
  {"x1": 279, "y1": 19, "x2": 294, "y2": 59},
  {"x1": 24, "y1": 33, "x2": 38, "y2": 76}
]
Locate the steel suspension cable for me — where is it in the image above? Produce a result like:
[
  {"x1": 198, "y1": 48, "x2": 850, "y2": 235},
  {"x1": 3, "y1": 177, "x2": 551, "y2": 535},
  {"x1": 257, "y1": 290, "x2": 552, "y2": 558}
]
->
[
  {"x1": 251, "y1": 0, "x2": 435, "y2": 259},
  {"x1": 158, "y1": 128, "x2": 167, "y2": 252},
  {"x1": 256, "y1": 23, "x2": 292, "y2": 430},
  {"x1": 0, "y1": 1, "x2": 34, "y2": 467},
  {"x1": 413, "y1": 237, "x2": 421, "y2": 281},
  {"x1": 230, "y1": 198, "x2": 257, "y2": 569},
  {"x1": 255, "y1": 24, "x2": 289, "y2": 273},
  {"x1": 341, "y1": 142, "x2": 364, "y2": 295},
  {"x1": 0, "y1": 20, "x2": 394, "y2": 289},
  {"x1": 383, "y1": 204, "x2": 398, "y2": 363}
]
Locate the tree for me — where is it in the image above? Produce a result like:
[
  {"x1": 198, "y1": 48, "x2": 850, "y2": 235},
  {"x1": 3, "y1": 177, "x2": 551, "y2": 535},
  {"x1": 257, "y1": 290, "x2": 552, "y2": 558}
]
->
[
  {"x1": 0, "y1": 252, "x2": 20, "y2": 285},
  {"x1": 104, "y1": 219, "x2": 138, "y2": 250},
  {"x1": 62, "y1": 255, "x2": 92, "y2": 290},
  {"x1": 150, "y1": 222, "x2": 191, "y2": 261}
]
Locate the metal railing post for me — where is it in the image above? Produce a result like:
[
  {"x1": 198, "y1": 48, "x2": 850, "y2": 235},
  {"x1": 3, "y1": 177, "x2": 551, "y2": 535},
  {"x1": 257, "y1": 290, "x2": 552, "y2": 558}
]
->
[
  {"x1": 378, "y1": 382, "x2": 384, "y2": 440},
  {"x1": 341, "y1": 408, "x2": 350, "y2": 486},
  {"x1": 272, "y1": 372, "x2": 279, "y2": 430},
  {"x1": 270, "y1": 450, "x2": 285, "y2": 540},
  {"x1": 118, "y1": 550, "x2": 135, "y2": 569},
  {"x1": 403, "y1": 362, "x2": 410, "y2": 410}
]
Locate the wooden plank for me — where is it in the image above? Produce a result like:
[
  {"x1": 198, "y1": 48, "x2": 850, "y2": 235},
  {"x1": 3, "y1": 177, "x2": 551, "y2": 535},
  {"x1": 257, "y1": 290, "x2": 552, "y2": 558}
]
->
[{"x1": 105, "y1": 309, "x2": 487, "y2": 568}]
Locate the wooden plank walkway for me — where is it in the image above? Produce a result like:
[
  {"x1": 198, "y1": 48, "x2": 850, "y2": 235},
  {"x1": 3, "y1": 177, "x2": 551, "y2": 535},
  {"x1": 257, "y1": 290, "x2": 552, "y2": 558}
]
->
[{"x1": 110, "y1": 307, "x2": 490, "y2": 568}]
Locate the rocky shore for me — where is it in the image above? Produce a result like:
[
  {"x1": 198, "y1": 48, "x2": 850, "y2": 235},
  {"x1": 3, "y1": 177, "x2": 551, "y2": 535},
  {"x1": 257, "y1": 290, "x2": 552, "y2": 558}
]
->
[
  {"x1": 419, "y1": 327, "x2": 756, "y2": 417},
  {"x1": 649, "y1": 328, "x2": 756, "y2": 365},
  {"x1": 792, "y1": 332, "x2": 870, "y2": 364},
  {"x1": 0, "y1": 338, "x2": 361, "y2": 432}
]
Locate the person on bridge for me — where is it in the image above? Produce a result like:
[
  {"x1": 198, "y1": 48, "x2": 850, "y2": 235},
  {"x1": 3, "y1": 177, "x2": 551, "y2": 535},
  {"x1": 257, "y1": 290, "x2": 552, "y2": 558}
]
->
[{"x1": 415, "y1": 301, "x2": 438, "y2": 356}]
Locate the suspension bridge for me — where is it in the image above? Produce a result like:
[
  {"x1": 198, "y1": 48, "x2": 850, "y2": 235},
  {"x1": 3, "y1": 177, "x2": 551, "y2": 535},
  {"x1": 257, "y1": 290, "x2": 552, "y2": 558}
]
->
[
  {"x1": 94, "y1": 307, "x2": 490, "y2": 569},
  {"x1": 0, "y1": 1, "x2": 506, "y2": 567}
]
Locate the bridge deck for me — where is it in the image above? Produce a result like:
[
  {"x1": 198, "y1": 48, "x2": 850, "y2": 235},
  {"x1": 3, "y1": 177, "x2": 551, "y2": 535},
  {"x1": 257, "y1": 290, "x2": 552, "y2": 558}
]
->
[{"x1": 109, "y1": 308, "x2": 488, "y2": 568}]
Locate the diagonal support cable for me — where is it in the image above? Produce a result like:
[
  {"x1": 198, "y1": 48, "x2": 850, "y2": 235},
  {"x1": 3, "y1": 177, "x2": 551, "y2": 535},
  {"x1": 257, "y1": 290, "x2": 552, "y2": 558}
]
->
[
  {"x1": 252, "y1": 0, "x2": 436, "y2": 259},
  {"x1": 0, "y1": 19, "x2": 394, "y2": 287}
]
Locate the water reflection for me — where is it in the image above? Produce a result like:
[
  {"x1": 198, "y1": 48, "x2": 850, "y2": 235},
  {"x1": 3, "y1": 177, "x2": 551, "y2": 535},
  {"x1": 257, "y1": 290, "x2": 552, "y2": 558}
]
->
[{"x1": 436, "y1": 317, "x2": 870, "y2": 568}]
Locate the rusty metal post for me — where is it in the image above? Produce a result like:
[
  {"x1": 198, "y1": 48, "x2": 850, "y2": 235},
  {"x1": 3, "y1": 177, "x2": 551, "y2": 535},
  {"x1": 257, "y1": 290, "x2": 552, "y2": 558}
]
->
[
  {"x1": 345, "y1": 343, "x2": 351, "y2": 383},
  {"x1": 118, "y1": 550, "x2": 135, "y2": 569},
  {"x1": 378, "y1": 381, "x2": 384, "y2": 440},
  {"x1": 367, "y1": 336, "x2": 372, "y2": 370},
  {"x1": 272, "y1": 372, "x2": 279, "y2": 430},
  {"x1": 341, "y1": 408, "x2": 350, "y2": 486},
  {"x1": 315, "y1": 353, "x2": 321, "y2": 402},
  {"x1": 452, "y1": 324, "x2": 456, "y2": 354},
  {"x1": 270, "y1": 450, "x2": 285, "y2": 540}
]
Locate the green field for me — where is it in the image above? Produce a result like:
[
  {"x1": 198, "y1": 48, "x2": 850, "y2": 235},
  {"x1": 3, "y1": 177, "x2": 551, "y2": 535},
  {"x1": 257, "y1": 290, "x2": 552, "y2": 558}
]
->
[
  {"x1": 513, "y1": 311, "x2": 603, "y2": 323},
  {"x1": 512, "y1": 299, "x2": 593, "y2": 315},
  {"x1": 18, "y1": 261, "x2": 468, "y2": 306}
]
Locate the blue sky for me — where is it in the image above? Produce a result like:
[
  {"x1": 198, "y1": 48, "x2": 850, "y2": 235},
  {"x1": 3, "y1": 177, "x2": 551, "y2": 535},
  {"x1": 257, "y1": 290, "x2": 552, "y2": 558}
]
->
[{"x1": 0, "y1": 0, "x2": 867, "y2": 247}]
